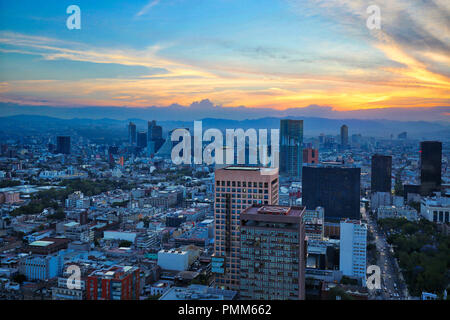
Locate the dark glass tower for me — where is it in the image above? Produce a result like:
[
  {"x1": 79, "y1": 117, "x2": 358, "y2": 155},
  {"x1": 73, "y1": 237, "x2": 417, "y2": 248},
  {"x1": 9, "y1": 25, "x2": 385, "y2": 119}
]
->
[
  {"x1": 420, "y1": 141, "x2": 442, "y2": 196},
  {"x1": 340, "y1": 125, "x2": 349, "y2": 147},
  {"x1": 371, "y1": 154, "x2": 392, "y2": 193},
  {"x1": 148, "y1": 120, "x2": 164, "y2": 153},
  {"x1": 137, "y1": 131, "x2": 148, "y2": 148},
  {"x1": 56, "y1": 136, "x2": 71, "y2": 155},
  {"x1": 128, "y1": 122, "x2": 136, "y2": 145},
  {"x1": 280, "y1": 119, "x2": 303, "y2": 180},
  {"x1": 302, "y1": 166, "x2": 360, "y2": 222}
]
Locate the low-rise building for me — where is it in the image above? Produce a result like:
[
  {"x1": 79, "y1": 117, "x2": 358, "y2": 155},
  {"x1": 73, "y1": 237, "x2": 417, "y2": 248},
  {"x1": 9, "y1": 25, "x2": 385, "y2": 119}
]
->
[
  {"x1": 377, "y1": 205, "x2": 418, "y2": 221},
  {"x1": 87, "y1": 265, "x2": 140, "y2": 300},
  {"x1": 421, "y1": 194, "x2": 450, "y2": 224},
  {"x1": 159, "y1": 284, "x2": 237, "y2": 300},
  {"x1": 157, "y1": 249, "x2": 189, "y2": 271}
]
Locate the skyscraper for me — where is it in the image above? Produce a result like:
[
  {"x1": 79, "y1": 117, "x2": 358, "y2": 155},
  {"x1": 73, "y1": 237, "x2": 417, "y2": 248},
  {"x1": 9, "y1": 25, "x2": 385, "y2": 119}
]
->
[
  {"x1": 302, "y1": 165, "x2": 360, "y2": 221},
  {"x1": 280, "y1": 120, "x2": 303, "y2": 180},
  {"x1": 147, "y1": 120, "x2": 162, "y2": 140},
  {"x1": 371, "y1": 154, "x2": 392, "y2": 193},
  {"x1": 340, "y1": 124, "x2": 348, "y2": 147},
  {"x1": 137, "y1": 131, "x2": 148, "y2": 148},
  {"x1": 339, "y1": 219, "x2": 367, "y2": 282},
  {"x1": 212, "y1": 166, "x2": 279, "y2": 291},
  {"x1": 56, "y1": 136, "x2": 71, "y2": 155},
  {"x1": 420, "y1": 141, "x2": 442, "y2": 196},
  {"x1": 128, "y1": 122, "x2": 136, "y2": 145},
  {"x1": 240, "y1": 205, "x2": 306, "y2": 300},
  {"x1": 147, "y1": 120, "x2": 164, "y2": 153}
]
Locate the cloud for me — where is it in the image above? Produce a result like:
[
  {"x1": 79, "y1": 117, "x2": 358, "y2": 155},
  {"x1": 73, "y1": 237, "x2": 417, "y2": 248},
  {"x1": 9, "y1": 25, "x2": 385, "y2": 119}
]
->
[
  {"x1": 135, "y1": 0, "x2": 161, "y2": 17},
  {"x1": 1, "y1": 101, "x2": 449, "y2": 122},
  {"x1": 1, "y1": 0, "x2": 450, "y2": 115},
  {"x1": 287, "y1": 0, "x2": 450, "y2": 80}
]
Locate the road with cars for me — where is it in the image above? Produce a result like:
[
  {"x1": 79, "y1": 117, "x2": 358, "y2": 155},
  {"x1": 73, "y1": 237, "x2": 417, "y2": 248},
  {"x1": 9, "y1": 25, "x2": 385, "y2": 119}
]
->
[{"x1": 364, "y1": 209, "x2": 410, "y2": 300}]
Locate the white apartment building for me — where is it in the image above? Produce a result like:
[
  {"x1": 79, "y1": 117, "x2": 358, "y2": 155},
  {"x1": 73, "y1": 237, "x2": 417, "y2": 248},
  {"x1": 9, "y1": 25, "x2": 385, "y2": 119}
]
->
[
  {"x1": 421, "y1": 195, "x2": 450, "y2": 224},
  {"x1": 339, "y1": 219, "x2": 367, "y2": 283},
  {"x1": 157, "y1": 249, "x2": 189, "y2": 271}
]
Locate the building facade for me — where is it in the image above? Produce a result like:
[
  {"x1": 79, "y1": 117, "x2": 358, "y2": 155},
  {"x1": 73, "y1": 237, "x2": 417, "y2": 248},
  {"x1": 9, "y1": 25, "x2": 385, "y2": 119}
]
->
[
  {"x1": 377, "y1": 205, "x2": 418, "y2": 221},
  {"x1": 128, "y1": 122, "x2": 137, "y2": 145},
  {"x1": 340, "y1": 125, "x2": 348, "y2": 147},
  {"x1": 213, "y1": 166, "x2": 279, "y2": 291},
  {"x1": 371, "y1": 154, "x2": 392, "y2": 193},
  {"x1": 56, "y1": 136, "x2": 71, "y2": 155},
  {"x1": 339, "y1": 219, "x2": 367, "y2": 283},
  {"x1": 420, "y1": 141, "x2": 442, "y2": 196},
  {"x1": 302, "y1": 166, "x2": 361, "y2": 222},
  {"x1": 137, "y1": 131, "x2": 148, "y2": 148},
  {"x1": 239, "y1": 205, "x2": 306, "y2": 300},
  {"x1": 280, "y1": 120, "x2": 303, "y2": 180},
  {"x1": 303, "y1": 148, "x2": 319, "y2": 164},
  {"x1": 420, "y1": 195, "x2": 450, "y2": 223},
  {"x1": 303, "y1": 207, "x2": 324, "y2": 241},
  {"x1": 87, "y1": 265, "x2": 140, "y2": 300}
]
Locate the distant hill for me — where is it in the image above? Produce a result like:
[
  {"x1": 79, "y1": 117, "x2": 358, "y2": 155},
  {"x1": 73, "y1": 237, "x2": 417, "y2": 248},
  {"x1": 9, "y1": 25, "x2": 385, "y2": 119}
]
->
[{"x1": 1, "y1": 114, "x2": 449, "y2": 141}]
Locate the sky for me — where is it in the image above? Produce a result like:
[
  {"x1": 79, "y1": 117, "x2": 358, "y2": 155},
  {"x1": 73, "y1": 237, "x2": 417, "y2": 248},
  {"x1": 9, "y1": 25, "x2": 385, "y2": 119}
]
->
[{"x1": 0, "y1": 0, "x2": 449, "y2": 119}]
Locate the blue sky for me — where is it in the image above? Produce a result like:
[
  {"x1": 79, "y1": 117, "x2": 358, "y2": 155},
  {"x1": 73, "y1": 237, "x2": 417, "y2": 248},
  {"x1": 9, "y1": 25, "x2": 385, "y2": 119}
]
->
[{"x1": 0, "y1": 0, "x2": 449, "y2": 116}]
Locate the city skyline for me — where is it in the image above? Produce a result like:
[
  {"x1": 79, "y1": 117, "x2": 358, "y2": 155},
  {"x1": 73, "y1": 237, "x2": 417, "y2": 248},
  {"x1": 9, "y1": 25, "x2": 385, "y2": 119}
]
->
[
  {"x1": 0, "y1": 0, "x2": 449, "y2": 119},
  {"x1": 0, "y1": 1, "x2": 449, "y2": 305}
]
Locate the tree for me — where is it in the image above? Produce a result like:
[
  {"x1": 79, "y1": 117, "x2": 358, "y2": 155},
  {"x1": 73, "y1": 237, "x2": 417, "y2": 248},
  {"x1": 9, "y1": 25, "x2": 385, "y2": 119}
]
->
[
  {"x1": 48, "y1": 208, "x2": 66, "y2": 220},
  {"x1": 327, "y1": 287, "x2": 354, "y2": 300}
]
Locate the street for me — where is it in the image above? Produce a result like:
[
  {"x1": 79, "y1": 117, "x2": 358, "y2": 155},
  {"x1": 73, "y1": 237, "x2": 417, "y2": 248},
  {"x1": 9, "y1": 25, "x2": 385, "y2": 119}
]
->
[{"x1": 363, "y1": 206, "x2": 410, "y2": 300}]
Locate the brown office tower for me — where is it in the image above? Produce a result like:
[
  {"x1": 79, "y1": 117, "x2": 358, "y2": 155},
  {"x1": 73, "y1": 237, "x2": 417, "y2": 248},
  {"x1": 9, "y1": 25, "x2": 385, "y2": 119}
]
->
[
  {"x1": 303, "y1": 148, "x2": 319, "y2": 164},
  {"x1": 212, "y1": 166, "x2": 279, "y2": 291},
  {"x1": 240, "y1": 205, "x2": 306, "y2": 300}
]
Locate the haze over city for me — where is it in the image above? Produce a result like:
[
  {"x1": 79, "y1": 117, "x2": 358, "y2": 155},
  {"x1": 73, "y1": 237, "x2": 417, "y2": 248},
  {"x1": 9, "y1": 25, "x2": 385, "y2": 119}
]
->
[{"x1": 0, "y1": 0, "x2": 449, "y2": 308}]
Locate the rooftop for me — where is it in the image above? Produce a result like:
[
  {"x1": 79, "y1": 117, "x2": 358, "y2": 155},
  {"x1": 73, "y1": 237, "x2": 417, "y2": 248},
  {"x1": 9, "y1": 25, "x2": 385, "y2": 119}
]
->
[
  {"x1": 159, "y1": 284, "x2": 237, "y2": 300},
  {"x1": 224, "y1": 166, "x2": 259, "y2": 171},
  {"x1": 29, "y1": 240, "x2": 54, "y2": 247},
  {"x1": 244, "y1": 204, "x2": 305, "y2": 217},
  {"x1": 89, "y1": 265, "x2": 138, "y2": 279}
]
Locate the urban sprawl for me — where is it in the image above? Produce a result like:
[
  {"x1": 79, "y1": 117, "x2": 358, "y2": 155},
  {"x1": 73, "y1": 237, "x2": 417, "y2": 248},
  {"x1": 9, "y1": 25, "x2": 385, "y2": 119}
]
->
[{"x1": 0, "y1": 120, "x2": 449, "y2": 301}]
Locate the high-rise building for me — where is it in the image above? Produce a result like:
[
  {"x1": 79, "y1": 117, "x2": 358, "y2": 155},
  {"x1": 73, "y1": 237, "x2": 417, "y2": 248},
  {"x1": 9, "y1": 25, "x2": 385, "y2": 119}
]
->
[
  {"x1": 128, "y1": 122, "x2": 136, "y2": 145},
  {"x1": 340, "y1": 125, "x2": 348, "y2": 147},
  {"x1": 303, "y1": 148, "x2": 319, "y2": 164},
  {"x1": 280, "y1": 120, "x2": 303, "y2": 180},
  {"x1": 420, "y1": 141, "x2": 442, "y2": 196},
  {"x1": 137, "y1": 131, "x2": 148, "y2": 148},
  {"x1": 339, "y1": 219, "x2": 367, "y2": 282},
  {"x1": 56, "y1": 136, "x2": 71, "y2": 155},
  {"x1": 147, "y1": 120, "x2": 165, "y2": 153},
  {"x1": 371, "y1": 154, "x2": 392, "y2": 193},
  {"x1": 212, "y1": 166, "x2": 279, "y2": 291},
  {"x1": 148, "y1": 120, "x2": 162, "y2": 140},
  {"x1": 87, "y1": 265, "x2": 140, "y2": 300},
  {"x1": 240, "y1": 205, "x2": 306, "y2": 300},
  {"x1": 302, "y1": 166, "x2": 360, "y2": 222}
]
